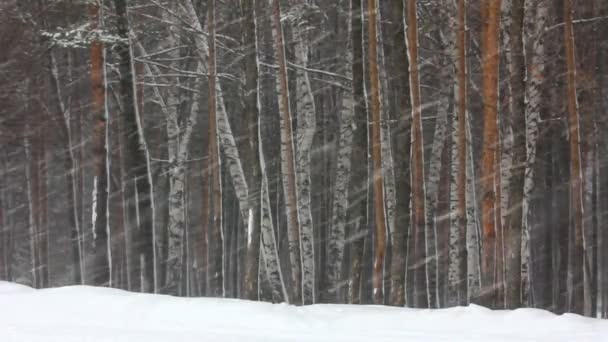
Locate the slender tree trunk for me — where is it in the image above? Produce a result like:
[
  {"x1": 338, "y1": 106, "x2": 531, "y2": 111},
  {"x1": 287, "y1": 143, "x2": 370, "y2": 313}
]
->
[
  {"x1": 563, "y1": 0, "x2": 585, "y2": 315},
  {"x1": 328, "y1": 2, "x2": 355, "y2": 302},
  {"x1": 521, "y1": 0, "x2": 547, "y2": 306},
  {"x1": 207, "y1": 0, "x2": 224, "y2": 298},
  {"x1": 292, "y1": 4, "x2": 316, "y2": 304},
  {"x1": 0, "y1": 180, "x2": 5, "y2": 281},
  {"x1": 425, "y1": 2, "x2": 455, "y2": 307},
  {"x1": 480, "y1": 0, "x2": 501, "y2": 308},
  {"x1": 48, "y1": 52, "x2": 83, "y2": 285},
  {"x1": 241, "y1": 0, "x2": 263, "y2": 301},
  {"x1": 24, "y1": 132, "x2": 38, "y2": 287},
  {"x1": 110, "y1": 96, "x2": 128, "y2": 290},
  {"x1": 386, "y1": 0, "x2": 412, "y2": 308},
  {"x1": 114, "y1": 0, "x2": 156, "y2": 292},
  {"x1": 366, "y1": 0, "x2": 388, "y2": 305},
  {"x1": 404, "y1": 0, "x2": 429, "y2": 308},
  {"x1": 578, "y1": 0, "x2": 599, "y2": 317},
  {"x1": 447, "y1": 0, "x2": 468, "y2": 307},
  {"x1": 503, "y1": 0, "x2": 526, "y2": 309},
  {"x1": 270, "y1": 0, "x2": 302, "y2": 305},
  {"x1": 347, "y1": 0, "x2": 368, "y2": 305},
  {"x1": 37, "y1": 132, "x2": 48, "y2": 288},
  {"x1": 90, "y1": 1, "x2": 110, "y2": 287},
  {"x1": 260, "y1": 163, "x2": 289, "y2": 302}
]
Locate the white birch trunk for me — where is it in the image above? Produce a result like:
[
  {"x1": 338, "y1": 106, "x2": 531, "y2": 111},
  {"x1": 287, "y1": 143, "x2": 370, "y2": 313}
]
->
[
  {"x1": 448, "y1": 105, "x2": 462, "y2": 305},
  {"x1": 521, "y1": 0, "x2": 547, "y2": 305},
  {"x1": 292, "y1": 12, "x2": 316, "y2": 304},
  {"x1": 500, "y1": 0, "x2": 513, "y2": 232},
  {"x1": 328, "y1": 47, "x2": 355, "y2": 298},
  {"x1": 137, "y1": 33, "x2": 201, "y2": 293},
  {"x1": 425, "y1": 31, "x2": 453, "y2": 308},
  {"x1": 269, "y1": 0, "x2": 302, "y2": 304},
  {"x1": 260, "y1": 162, "x2": 289, "y2": 303},
  {"x1": 446, "y1": 0, "x2": 467, "y2": 306}
]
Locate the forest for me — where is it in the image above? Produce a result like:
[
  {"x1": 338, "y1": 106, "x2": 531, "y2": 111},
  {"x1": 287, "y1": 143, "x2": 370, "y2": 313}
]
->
[{"x1": 0, "y1": 0, "x2": 606, "y2": 318}]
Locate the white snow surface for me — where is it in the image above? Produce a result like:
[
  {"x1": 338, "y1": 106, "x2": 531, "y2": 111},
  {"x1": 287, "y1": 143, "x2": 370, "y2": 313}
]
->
[{"x1": 1, "y1": 282, "x2": 607, "y2": 341}]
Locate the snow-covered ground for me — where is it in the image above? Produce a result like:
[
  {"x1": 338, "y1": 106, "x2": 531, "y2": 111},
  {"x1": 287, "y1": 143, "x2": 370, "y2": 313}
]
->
[{"x1": 1, "y1": 282, "x2": 607, "y2": 341}]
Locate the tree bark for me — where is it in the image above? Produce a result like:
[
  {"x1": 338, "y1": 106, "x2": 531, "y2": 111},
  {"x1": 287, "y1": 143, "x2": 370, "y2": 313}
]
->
[
  {"x1": 114, "y1": 0, "x2": 156, "y2": 293},
  {"x1": 48, "y1": 52, "x2": 83, "y2": 285},
  {"x1": 240, "y1": 0, "x2": 263, "y2": 302},
  {"x1": 503, "y1": 0, "x2": 526, "y2": 309},
  {"x1": 563, "y1": 0, "x2": 585, "y2": 315},
  {"x1": 270, "y1": 0, "x2": 303, "y2": 305},
  {"x1": 327, "y1": 2, "x2": 355, "y2": 302},
  {"x1": 347, "y1": 0, "x2": 368, "y2": 305},
  {"x1": 480, "y1": 0, "x2": 501, "y2": 308},
  {"x1": 292, "y1": 4, "x2": 316, "y2": 304},
  {"x1": 404, "y1": 0, "x2": 429, "y2": 309},
  {"x1": 447, "y1": 0, "x2": 468, "y2": 307},
  {"x1": 366, "y1": 0, "x2": 388, "y2": 305},
  {"x1": 90, "y1": 1, "x2": 110, "y2": 287},
  {"x1": 207, "y1": 0, "x2": 224, "y2": 298}
]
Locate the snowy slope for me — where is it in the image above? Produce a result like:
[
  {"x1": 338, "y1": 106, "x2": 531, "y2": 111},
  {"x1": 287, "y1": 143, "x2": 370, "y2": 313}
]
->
[{"x1": 1, "y1": 282, "x2": 606, "y2": 342}]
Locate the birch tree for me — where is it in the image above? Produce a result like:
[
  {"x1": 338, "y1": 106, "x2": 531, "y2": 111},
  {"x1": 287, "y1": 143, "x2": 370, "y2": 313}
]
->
[
  {"x1": 270, "y1": 0, "x2": 303, "y2": 305},
  {"x1": 520, "y1": 0, "x2": 547, "y2": 306},
  {"x1": 425, "y1": 0, "x2": 455, "y2": 308},
  {"x1": 207, "y1": 0, "x2": 224, "y2": 298},
  {"x1": 291, "y1": 1, "x2": 316, "y2": 304},
  {"x1": 327, "y1": 1, "x2": 355, "y2": 302},
  {"x1": 447, "y1": 0, "x2": 468, "y2": 307}
]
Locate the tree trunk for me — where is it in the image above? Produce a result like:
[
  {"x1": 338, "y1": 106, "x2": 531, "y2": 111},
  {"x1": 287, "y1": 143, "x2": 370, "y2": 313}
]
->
[
  {"x1": 90, "y1": 1, "x2": 110, "y2": 287},
  {"x1": 48, "y1": 52, "x2": 83, "y2": 285},
  {"x1": 327, "y1": 3, "x2": 355, "y2": 302},
  {"x1": 503, "y1": 0, "x2": 526, "y2": 309},
  {"x1": 425, "y1": 2, "x2": 455, "y2": 307},
  {"x1": 346, "y1": 0, "x2": 368, "y2": 305},
  {"x1": 386, "y1": 0, "x2": 412, "y2": 308},
  {"x1": 114, "y1": 0, "x2": 156, "y2": 293},
  {"x1": 447, "y1": 0, "x2": 468, "y2": 307},
  {"x1": 563, "y1": 0, "x2": 585, "y2": 315},
  {"x1": 270, "y1": 0, "x2": 303, "y2": 305},
  {"x1": 404, "y1": 0, "x2": 429, "y2": 309},
  {"x1": 366, "y1": 0, "x2": 388, "y2": 305},
  {"x1": 480, "y1": 0, "x2": 501, "y2": 308},
  {"x1": 240, "y1": 0, "x2": 263, "y2": 302},
  {"x1": 521, "y1": 0, "x2": 548, "y2": 306},
  {"x1": 24, "y1": 132, "x2": 38, "y2": 287},
  {"x1": 292, "y1": 5, "x2": 316, "y2": 304},
  {"x1": 207, "y1": 0, "x2": 224, "y2": 298}
]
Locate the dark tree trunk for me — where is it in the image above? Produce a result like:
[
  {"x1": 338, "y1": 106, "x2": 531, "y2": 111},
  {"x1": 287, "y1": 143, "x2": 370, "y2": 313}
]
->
[{"x1": 114, "y1": 0, "x2": 155, "y2": 293}]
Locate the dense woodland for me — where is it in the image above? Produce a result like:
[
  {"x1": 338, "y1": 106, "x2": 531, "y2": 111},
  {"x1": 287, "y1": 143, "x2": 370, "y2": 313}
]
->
[{"x1": 0, "y1": 0, "x2": 607, "y2": 317}]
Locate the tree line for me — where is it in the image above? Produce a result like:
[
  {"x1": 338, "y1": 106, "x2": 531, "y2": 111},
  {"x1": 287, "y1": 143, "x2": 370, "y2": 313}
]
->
[{"x1": 0, "y1": 0, "x2": 606, "y2": 317}]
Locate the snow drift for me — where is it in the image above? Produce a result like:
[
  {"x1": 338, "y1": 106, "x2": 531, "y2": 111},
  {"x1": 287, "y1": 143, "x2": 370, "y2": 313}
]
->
[{"x1": 1, "y1": 281, "x2": 606, "y2": 341}]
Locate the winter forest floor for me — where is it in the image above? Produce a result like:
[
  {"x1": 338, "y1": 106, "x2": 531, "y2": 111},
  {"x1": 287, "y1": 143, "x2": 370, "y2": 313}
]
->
[{"x1": 1, "y1": 282, "x2": 607, "y2": 342}]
